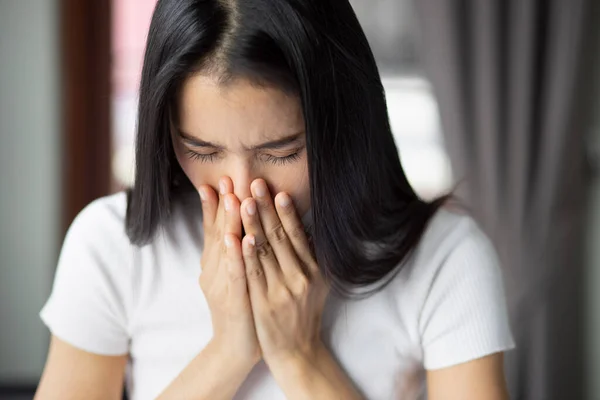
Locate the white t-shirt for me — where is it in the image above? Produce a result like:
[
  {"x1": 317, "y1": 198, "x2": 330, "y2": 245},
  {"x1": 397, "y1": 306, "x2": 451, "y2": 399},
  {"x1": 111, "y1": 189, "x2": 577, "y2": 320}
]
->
[{"x1": 40, "y1": 192, "x2": 514, "y2": 400}]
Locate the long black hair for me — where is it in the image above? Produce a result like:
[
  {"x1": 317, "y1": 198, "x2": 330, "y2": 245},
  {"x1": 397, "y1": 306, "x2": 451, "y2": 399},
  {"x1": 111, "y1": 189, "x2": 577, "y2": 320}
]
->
[{"x1": 127, "y1": 0, "x2": 450, "y2": 296}]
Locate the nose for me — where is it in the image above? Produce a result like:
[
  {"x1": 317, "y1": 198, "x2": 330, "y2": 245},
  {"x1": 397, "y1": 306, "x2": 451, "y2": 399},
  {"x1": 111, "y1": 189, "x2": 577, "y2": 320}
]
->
[{"x1": 229, "y1": 166, "x2": 254, "y2": 203}]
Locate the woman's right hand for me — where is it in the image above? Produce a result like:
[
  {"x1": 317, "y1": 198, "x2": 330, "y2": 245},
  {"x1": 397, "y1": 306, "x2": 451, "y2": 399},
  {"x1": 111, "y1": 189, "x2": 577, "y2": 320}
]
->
[{"x1": 198, "y1": 177, "x2": 261, "y2": 369}]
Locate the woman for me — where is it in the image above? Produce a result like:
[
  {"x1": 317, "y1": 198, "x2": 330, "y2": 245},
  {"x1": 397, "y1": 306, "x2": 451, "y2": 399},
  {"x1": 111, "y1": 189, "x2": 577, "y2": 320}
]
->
[{"x1": 36, "y1": 0, "x2": 514, "y2": 399}]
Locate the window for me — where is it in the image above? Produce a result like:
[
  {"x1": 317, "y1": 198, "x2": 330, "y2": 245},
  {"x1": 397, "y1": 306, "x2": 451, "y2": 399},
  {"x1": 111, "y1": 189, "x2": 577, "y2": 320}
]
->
[
  {"x1": 111, "y1": 0, "x2": 452, "y2": 199},
  {"x1": 349, "y1": 0, "x2": 452, "y2": 199},
  {"x1": 111, "y1": 0, "x2": 157, "y2": 191}
]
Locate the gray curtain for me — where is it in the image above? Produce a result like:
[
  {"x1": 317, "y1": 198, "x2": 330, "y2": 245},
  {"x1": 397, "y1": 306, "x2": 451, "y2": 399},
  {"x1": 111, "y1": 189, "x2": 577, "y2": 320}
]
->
[{"x1": 414, "y1": 1, "x2": 595, "y2": 399}]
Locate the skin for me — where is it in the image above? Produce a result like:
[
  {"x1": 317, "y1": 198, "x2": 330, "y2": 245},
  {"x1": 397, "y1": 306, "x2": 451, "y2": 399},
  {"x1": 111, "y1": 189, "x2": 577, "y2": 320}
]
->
[
  {"x1": 35, "y1": 75, "x2": 509, "y2": 400},
  {"x1": 172, "y1": 75, "x2": 311, "y2": 217}
]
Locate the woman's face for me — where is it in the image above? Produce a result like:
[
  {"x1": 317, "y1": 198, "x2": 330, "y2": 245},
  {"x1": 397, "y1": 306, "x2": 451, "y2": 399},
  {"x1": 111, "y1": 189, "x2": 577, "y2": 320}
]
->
[{"x1": 173, "y1": 74, "x2": 311, "y2": 217}]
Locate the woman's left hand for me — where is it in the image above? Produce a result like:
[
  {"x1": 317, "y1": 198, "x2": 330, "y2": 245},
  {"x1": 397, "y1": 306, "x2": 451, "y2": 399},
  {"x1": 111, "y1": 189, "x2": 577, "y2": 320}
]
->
[{"x1": 240, "y1": 178, "x2": 329, "y2": 367}]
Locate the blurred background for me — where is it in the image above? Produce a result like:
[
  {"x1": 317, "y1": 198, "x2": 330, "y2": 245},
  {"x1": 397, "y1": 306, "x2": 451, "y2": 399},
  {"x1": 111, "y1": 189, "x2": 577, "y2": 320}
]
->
[{"x1": 0, "y1": 0, "x2": 598, "y2": 399}]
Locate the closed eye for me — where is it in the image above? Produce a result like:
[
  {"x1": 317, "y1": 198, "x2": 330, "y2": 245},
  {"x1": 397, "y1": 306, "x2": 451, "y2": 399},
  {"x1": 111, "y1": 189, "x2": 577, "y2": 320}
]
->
[
  {"x1": 184, "y1": 149, "x2": 219, "y2": 163},
  {"x1": 261, "y1": 152, "x2": 301, "y2": 166},
  {"x1": 184, "y1": 147, "x2": 304, "y2": 166}
]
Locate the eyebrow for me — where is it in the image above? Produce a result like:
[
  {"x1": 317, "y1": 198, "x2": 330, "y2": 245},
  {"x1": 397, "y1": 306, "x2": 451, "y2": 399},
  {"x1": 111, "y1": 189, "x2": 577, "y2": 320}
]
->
[{"x1": 177, "y1": 129, "x2": 304, "y2": 151}]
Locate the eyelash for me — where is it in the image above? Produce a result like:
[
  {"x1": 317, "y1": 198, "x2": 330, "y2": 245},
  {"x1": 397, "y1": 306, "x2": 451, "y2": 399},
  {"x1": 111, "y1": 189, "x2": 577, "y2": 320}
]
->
[
  {"x1": 185, "y1": 150, "x2": 218, "y2": 164},
  {"x1": 184, "y1": 149, "x2": 302, "y2": 166}
]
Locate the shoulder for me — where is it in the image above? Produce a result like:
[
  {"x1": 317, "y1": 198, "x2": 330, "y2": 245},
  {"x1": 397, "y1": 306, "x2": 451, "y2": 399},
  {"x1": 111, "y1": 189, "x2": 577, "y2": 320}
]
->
[
  {"x1": 393, "y1": 208, "x2": 500, "y2": 292},
  {"x1": 418, "y1": 207, "x2": 494, "y2": 262},
  {"x1": 41, "y1": 191, "x2": 203, "y2": 355},
  {"x1": 389, "y1": 208, "x2": 514, "y2": 369},
  {"x1": 65, "y1": 192, "x2": 129, "y2": 245},
  {"x1": 65, "y1": 190, "x2": 202, "y2": 250},
  {"x1": 411, "y1": 208, "x2": 507, "y2": 316},
  {"x1": 416, "y1": 208, "x2": 499, "y2": 280},
  {"x1": 41, "y1": 192, "x2": 133, "y2": 355},
  {"x1": 56, "y1": 192, "x2": 134, "y2": 280}
]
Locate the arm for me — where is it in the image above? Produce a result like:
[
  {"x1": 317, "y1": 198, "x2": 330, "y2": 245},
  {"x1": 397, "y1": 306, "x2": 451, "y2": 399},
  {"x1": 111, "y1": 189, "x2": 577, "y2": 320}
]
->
[
  {"x1": 35, "y1": 336, "x2": 127, "y2": 400},
  {"x1": 268, "y1": 345, "x2": 363, "y2": 400},
  {"x1": 35, "y1": 336, "x2": 255, "y2": 400},
  {"x1": 418, "y1": 222, "x2": 514, "y2": 400},
  {"x1": 157, "y1": 338, "x2": 255, "y2": 400},
  {"x1": 427, "y1": 353, "x2": 509, "y2": 400}
]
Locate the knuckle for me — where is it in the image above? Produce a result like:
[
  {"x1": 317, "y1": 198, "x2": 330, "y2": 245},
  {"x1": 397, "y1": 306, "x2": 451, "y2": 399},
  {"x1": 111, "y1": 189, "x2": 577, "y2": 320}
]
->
[
  {"x1": 256, "y1": 240, "x2": 273, "y2": 259},
  {"x1": 292, "y1": 274, "x2": 310, "y2": 296},
  {"x1": 267, "y1": 223, "x2": 287, "y2": 244},
  {"x1": 228, "y1": 271, "x2": 246, "y2": 282},
  {"x1": 246, "y1": 266, "x2": 264, "y2": 280},
  {"x1": 208, "y1": 225, "x2": 222, "y2": 241},
  {"x1": 259, "y1": 304, "x2": 274, "y2": 319},
  {"x1": 289, "y1": 224, "x2": 306, "y2": 240},
  {"x1": 270, "y1": 287, "x2": 292, "y2": 306},
  {"x1": 257, "y1": 199, "x2": 271, "y2": 212}
]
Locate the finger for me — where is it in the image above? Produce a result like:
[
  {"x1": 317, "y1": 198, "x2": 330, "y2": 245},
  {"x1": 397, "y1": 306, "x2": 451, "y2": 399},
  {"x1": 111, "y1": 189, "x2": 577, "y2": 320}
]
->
[
  {"x1": 242, "y1": 234, "x2": 267, "y2": 301},
  {"x1": 199, "y1": 184, "x2": 220, "y2": 275},
  {"x1": 241, "y1": 197, "x2": 282, "y2": 288},
  {"x1": 251, "y1": 180, "x2": 305, "y2": 280},
  {"x1": 214, "y1": 176, "x2": 233, "y2": 229},
  {"x1": 251, "y1": 179, "x2": 286, "y2": 241},
  {"x1": 198, "y1": 184, "x2": 218, "y2": 231},
  {"x1": 224, "y1": 193, "x2": 242, "y2": 239},
  {"x1": 224, "y1": 233, "x2": 249, "y2": 305},
  {"x1": 221, "y1": 192, "x2": 242, "y2": 286},
  {"x1": 274, "y1": 192, "x2": 318, "y2": 276}
]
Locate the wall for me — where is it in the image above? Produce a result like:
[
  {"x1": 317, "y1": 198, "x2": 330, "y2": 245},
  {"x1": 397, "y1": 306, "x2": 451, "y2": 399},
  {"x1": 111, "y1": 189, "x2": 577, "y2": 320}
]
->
[{"x1": 0, "y1": 0, "x2": 61, "y2": 384}]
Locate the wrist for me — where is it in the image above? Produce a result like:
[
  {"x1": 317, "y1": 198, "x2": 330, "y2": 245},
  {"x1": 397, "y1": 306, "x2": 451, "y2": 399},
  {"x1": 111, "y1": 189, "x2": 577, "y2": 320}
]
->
[
  {"x1": 267, "y1": 344, "x2": 363, "y2": 400},
  {"x1": 158, "y1": 338, "x2": 258, "y2": 400},
  {"x1": 206, "y1": 338, "x2": 259, "y2": 376},
  {"x1": 266, "y1": 342, "x2": 328, "y2": 383}
]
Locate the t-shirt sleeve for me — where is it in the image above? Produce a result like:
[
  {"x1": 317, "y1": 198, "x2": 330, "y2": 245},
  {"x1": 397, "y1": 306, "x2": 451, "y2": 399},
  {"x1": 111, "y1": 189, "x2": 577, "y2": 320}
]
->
[
  {"x1": 40, "y1": 195, "x2": 131, "y2": 356},
  {"x1": 419, "y1": 222, "x2": 515, "y2": 370}
]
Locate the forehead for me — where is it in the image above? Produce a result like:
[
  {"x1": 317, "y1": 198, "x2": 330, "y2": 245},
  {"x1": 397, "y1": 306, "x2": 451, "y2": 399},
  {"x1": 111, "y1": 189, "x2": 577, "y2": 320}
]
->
[{"x1": 178, "y1": 74, "x2": 304, "y2": 143}]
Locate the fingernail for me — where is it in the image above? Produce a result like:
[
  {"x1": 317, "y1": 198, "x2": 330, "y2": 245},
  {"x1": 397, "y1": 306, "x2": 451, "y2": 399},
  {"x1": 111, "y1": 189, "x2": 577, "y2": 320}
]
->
[
  {"x1": 219, "y1": 180, "x2": 227, "y2": 195},
  {"x1": 246, "y1": 200, "x2": 256, "y2": 216},
  {"x1": 224, "y1": 235, "x2": 233, "y2": 248},
  {"x1": 277, "y1": 193, "x2": 291, "y2": 207},
  {"x1": 253, "y1": 181, "x2": 266, "y2": 198},
  {"x1": 199, "y1": 188, "x2": 207, "y2": 202},
  {"x1": 224, "y1": 196, "x2": 232, "y2": 212},
  {"x1": 247, "y1": 235, "x2": 256, "y2": 246}
]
